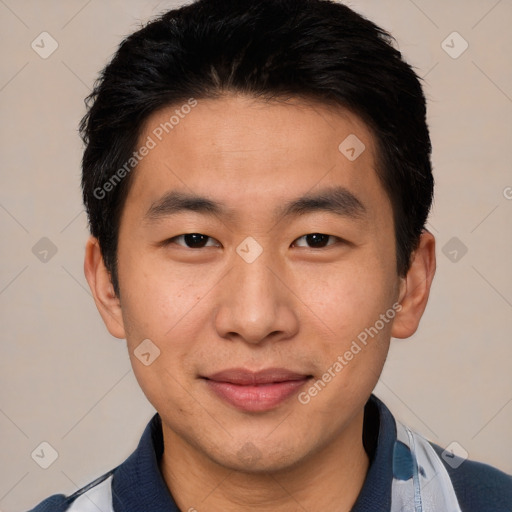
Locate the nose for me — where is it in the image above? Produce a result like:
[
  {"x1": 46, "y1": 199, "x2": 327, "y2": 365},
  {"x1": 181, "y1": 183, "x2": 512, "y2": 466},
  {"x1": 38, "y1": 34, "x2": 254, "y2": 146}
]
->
[{"x1": 214, "y1": 247, "x2": 299, "y2": 345}]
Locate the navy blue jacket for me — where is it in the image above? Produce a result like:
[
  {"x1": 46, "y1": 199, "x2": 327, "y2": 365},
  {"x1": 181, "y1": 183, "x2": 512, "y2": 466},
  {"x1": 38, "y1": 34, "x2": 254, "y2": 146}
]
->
[{"x1": 28, "y1": 395, "x2": 512, "y2": 511}]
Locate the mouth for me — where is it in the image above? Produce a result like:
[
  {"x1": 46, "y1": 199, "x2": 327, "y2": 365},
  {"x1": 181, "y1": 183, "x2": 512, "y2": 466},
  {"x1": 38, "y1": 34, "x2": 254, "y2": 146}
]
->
[{"x1": 201, "y1": 368, "x2": 313, "y2": 412}]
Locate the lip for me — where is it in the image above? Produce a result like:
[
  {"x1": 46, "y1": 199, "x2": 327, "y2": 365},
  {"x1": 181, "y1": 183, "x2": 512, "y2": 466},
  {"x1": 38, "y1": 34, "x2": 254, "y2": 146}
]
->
[{"x1": 202, "y1": 368, "x2": 312, "y2": 412}]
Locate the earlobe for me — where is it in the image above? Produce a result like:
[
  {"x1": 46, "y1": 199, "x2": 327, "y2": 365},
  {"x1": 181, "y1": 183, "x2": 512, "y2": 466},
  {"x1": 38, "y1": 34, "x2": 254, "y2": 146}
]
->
[
  {"x1": 391, "y1": 230, "x2": 436, "y2": 339},
  {"x1": 83, "y1": 236, "x2": 126, "y2": 339}
]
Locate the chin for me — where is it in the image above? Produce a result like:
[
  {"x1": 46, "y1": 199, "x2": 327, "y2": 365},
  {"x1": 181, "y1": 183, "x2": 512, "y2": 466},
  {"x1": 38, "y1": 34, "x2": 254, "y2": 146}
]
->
[{"x1": 210, "y1": 440, "x2": 308, "y2": 475}]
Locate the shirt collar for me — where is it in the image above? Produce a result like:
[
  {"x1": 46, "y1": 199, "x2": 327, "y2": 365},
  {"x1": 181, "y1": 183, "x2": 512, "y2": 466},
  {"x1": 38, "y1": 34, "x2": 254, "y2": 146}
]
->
[
  {"x1": 111, "y1": 394, "x2": 396, "y2": 511},
  {"x1": 352, "y1": 394, "x2": 396, "y2": 510}
]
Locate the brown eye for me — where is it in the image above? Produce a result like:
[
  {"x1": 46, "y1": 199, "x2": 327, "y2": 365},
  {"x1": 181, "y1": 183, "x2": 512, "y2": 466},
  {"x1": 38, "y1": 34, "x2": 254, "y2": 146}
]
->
[
  {"x1": 293, "y1": 233, "x2": 337, "y2": 248},
  {"x1": 168, "y1": 233, "x2": 220, "y2": 248}
]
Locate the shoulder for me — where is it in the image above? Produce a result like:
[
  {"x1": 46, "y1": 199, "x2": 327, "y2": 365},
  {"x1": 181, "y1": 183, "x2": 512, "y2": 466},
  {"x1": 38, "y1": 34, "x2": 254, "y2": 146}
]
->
[
  {"x1": 27, "y1": 494, "x2": 69, "y2": 512},
  {"x1": 430, "y1": 442, "x2": 512, "y2": 512},
  {"x1": 27, "y1": 471, "x2": 114, "y2": 512},
  {"x1": 26, "y1": 412, "x2": 165, "y2": 512}
]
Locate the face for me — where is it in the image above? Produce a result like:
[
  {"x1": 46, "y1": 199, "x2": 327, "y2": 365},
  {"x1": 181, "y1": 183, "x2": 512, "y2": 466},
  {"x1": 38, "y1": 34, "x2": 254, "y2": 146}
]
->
[{"x1": 90, "y1": 94, "x2": 416, "y2": 473}]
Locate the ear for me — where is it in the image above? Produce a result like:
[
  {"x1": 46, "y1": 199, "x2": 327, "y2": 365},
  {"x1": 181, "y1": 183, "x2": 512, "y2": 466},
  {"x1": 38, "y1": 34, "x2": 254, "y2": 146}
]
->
[
  {"x1": 392, "y1": 230, "x2": 436, "y2": 339},
  {"x1": 83, "y1": 236, "x2": 126, "y2": 339}
]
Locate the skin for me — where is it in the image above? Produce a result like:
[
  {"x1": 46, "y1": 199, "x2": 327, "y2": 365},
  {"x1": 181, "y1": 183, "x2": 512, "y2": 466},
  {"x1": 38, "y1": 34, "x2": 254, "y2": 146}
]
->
[{"x1": 84, "y1": 94, "x2": 435, "y2": 512}]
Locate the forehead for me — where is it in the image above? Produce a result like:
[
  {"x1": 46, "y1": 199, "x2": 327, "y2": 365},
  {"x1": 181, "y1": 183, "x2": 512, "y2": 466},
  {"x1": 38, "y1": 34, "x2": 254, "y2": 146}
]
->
[{"x1": 124, "y1": 94, "x2": 390, "y2": 223}]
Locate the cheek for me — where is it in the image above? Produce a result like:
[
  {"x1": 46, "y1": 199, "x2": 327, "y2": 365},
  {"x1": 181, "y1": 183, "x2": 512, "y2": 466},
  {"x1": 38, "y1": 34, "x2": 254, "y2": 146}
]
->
[
  {"x1": 291, "y1": 254, "x2": 398, "y2": 397},
  {"x1": 117, "y1": 251, "x2": 218, "y2": 390},
  {"x1": 297, "y1": 268, "x2": 395, "y2": 412},
  {"x1": 120, "y1": 271, "x2": 202, "y2": 410},
  {"x1": 129, "y1": 354, "x2": 197, "y2": 422},
  {"x1": 296, "y1": 255, "x2": 397, "y2": 334},
  {"x1": 117, "y1": 246, "x2": 214, "y2": 343}
]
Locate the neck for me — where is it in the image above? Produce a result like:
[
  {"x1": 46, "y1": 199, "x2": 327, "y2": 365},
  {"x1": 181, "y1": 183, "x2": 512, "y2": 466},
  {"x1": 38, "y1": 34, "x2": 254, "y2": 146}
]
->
[{"x1": 159, "y1": 410, "x2": 370, "y2": 512}]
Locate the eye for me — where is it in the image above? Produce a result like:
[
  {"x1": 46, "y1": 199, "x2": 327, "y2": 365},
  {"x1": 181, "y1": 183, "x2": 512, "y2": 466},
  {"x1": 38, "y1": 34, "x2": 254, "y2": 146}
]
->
[
  {"x1": 292, "y1": 233, "x2": 339, "y2": 248},
  {"x1": 167, "y1": 233, "x2": 221, "y2": 248}
]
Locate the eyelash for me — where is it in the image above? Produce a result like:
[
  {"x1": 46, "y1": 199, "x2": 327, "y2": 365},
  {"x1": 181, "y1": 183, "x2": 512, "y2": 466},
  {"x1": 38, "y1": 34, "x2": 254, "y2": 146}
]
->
[{"x1": 164, "y1": 233, "x2": 342, "y2": 249}]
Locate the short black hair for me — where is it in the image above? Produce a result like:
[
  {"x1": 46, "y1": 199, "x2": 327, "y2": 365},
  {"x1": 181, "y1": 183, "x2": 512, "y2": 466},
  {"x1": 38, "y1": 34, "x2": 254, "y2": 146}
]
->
[{"x1": 80, "y1": 0, "x2": 433, "y2": 296}]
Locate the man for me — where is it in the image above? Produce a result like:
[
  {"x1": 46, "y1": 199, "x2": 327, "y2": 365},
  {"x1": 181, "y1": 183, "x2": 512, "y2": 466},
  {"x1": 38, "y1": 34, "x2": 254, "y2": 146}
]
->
[{"x1": 29, "y1": 0, "x2": 511, "y2": 510}]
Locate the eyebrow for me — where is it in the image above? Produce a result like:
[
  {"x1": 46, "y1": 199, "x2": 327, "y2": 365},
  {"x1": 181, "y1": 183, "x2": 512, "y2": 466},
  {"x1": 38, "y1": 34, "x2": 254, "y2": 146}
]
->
[{"x1": 144, "y1": 186, "x2": 366, "y2": 223}]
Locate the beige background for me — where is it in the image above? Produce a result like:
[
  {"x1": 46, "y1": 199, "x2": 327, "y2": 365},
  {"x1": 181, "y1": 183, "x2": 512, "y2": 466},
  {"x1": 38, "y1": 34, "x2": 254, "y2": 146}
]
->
[{"x1": 0, "y1": 0, "x2": 511, "y2": 510}]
